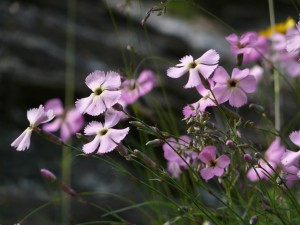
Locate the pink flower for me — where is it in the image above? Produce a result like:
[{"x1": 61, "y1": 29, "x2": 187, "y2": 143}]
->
[
  {"x1": 167, "y1": 49, "x2": 219, "y2": 88},
  {"x1": 11, "y1": 105, "x2": 54, "y2": 151},
  {"x1": 212, "y1": 67, "x2": 256, "y2": 107},
  {"x1": 121, "y1": 70, "x2": 156, "y2": 104},
  {"x1": 75, "y1": 70, "x2": 121, "y2": 116},
  {"x1": 162, "y1": 136, "x2": 197, "y2": 178},
  {"x1": 82, "y1": 113, "x2": 129, "y2": 154},
  {"x1": 183, "y1": 82, "x2": 216, "y2": 117},
  {"x1": 286, "y1": 20, "x2": 300, "y2": 58},
  {"x1": 247, "y1": 137, "x2": 285, "y2": 181},
  {"x1": 281, "y1": 131, "x2": 300, "y2": 167},
  {"x1": 42, "y1": 98, "x2": 84, "y2": 142},
  {"x1": 199, "y1": 146, "x2": 230, "y2": 181},
  {"x1": 226, "y1": 32, "x2": 268, "y2": 63}
]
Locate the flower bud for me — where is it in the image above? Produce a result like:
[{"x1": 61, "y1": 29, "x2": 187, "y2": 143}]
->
[
  {"x1": 254, "y1": 152, "x2": 263, "y2": 159},
  {"x1": 34, "y1": 127, "x2": 63, "y2": 145},
  {"x1": 133, "y1": 149, "x2": 157, "y2": 169},
  {"x1": 244, "y1": 153, "x2": 252, "y2": 162},
  {"x1": 40, "y1": 169, "x2": 57, "y2": 182},
  {"x1": 76, "y1": 133, "x2": 90, "y2": 143},
  {"x1": 129, "y1": 121, "x2": 145, "y2": 128},
  {"x1": 146, "y1": 139, "x2": 163, "y2": 147},
  {"x1": 226, "y1": 140, "x2": 236, "y2": 149},
  {"x1": 249, "y1": 104, "x2": 265, "y2": 114},
  {"x1": 249, "y1": 215, "x2": 258, "y2": 225}
]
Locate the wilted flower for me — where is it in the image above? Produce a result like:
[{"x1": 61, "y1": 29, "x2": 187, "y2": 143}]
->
[
  {"x1": 42, "y1": 98, "x2": 84, "y2": 142},
  {"x1": 75, "y1": 70, "x2": 121, "y2": 116},
  {"x1": 199, "y1": 145, "x2": 230, "y2": 181},
  {"x1": 11, "y1": 105, "x2": 54, "y2": 151},
  {"x1": 83, "y1": 113, "x2": 129, "y2": 154},
  {"x1": 167, "y1": 49, "x2": 219, "y2": 88}
]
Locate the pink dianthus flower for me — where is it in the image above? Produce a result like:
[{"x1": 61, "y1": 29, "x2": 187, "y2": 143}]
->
[
  {"x1": 212, "y1": 67, "x2": 256, "y2": 107},
  {"x1": 82, "y1": 114, "x2": 129, "y2": 154},
  {"x1": 199, "y1": 145, "x2": 230, "y2": 181},
  {"x1": 11, "y1": 105, "x2": 54, "y2": 151},
  {"x1": 167, "y1": 49, "x2": 219, "y2": 88},
  {"x1": 75, "y1": 70, "x2": 121, "y2": 116}
]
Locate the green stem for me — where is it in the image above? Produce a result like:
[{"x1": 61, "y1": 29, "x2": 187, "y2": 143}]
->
[{"x1": 63, "y1": 0, "x2": 76, "y2": 223}]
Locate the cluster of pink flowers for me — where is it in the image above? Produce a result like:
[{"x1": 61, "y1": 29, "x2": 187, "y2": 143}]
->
[
  {"x1": 162, "y1": 136, "x2": 230, "y2": 181},
  {"x1": 11, "y1": 70, "x2": 156, "y2": 155}
]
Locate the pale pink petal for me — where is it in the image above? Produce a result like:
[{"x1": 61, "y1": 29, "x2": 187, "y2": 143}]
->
[
  {"x1": 286, "y1": 35, "x2": 300, "y2": 55},
  {"x1": 228, "y1": 88, "x2": 247, "y2": 107},
  {"x1": 177, "y1": 55, "x2": 194, "y2": 66},
  {"x1": 197, "y1": 64, "x2": 218, "y2": 79},
  {"x1": 84, "y1": 121, "x2": 103, "y2": 135},
  {"x1": 212, "y1": 67, "x2": 230, "y2": 84},
  {"x1": 65, "y1": 108, "x2": 84, "y2": 134},
  {"x1": 42, "y1": 118, "x2": 62, "y2": 132},
  {"x1": 225, "y1": 33, "x2": 239, "y2": 45},
  {"x1": 212, "y1": 166, "x2": 224, "y2": 176},
  {"x1": 85, "y1": 96, "x2": 106, "y2": 116},
  {"x1": 200, "y1": 167, "x2": 215, "y2": 180},
  {"x1": 290, "y1": 130, "x2": 300, "y2": 147},
  {"x1": 167, "y1": 66, "x2": 188, "y2": 78},
  {"x1": 199, "y1": 146, "x2": 216, "y2": 164},
  {"x1": 75, "y1": 95, "x2": 94, "y2": 114},
  {"x1": 184, "y1": 68, "x2": 201, "y2": 88},
  {"x1": 212, "y1": 86, "x2": 230, "y2": 104},
  {"x1": 216, "y1": 155, "x2": 231, "y2": 168},
  {"x1": 101, "y1": 90, "x2": 121, "y2": 109},
  {"x1": 104, "y1": 113, "x2": 122, "y2": 128},
  {"x1": 11, "y1": 128, "x2": 33, "y2": 151},
  {"x1": 250, "y1": 65, "x2": 264, "y2": 82},
  {"x1": 167, "y1": 161, "x2": 182, "y2": 178},
  {"x1": 281, "y1": 150, "x2": 300, "y2": 167},
  {"x1": 265, "y1": 137, "x2": 285, "y2": 164},
  {"x1": 83, "y1": 136, "x2": 101, "y2": 154},
  {"x1": 85, "y1": 70, "x2": 106, "y2": 91},
  {"x1": 102, "y1": 71, "x2": 121, "y2": 90},
  {"x1": 247, "y1": 166, "x2": 265, "y2": 181},
  {"x1": 196, "y1": 49, "x2": 220, "y2": 66},
  {"x1": 44, "y1": 98, "x2": 64, "y2": 115},
  {"x1": 27, "y1": 105, "x2": 54, "y2": 126},
  {"x1": 232, "y1": 68, "x2": 249, "y2": 80},
  {"x1": 97, "y1": 135, "x2": 118, "y2": 154},
  {"x1": 182, "y1": 102, "x2": 199, "y2": 117},
  {"x1": 239, "y1": 75, "x2": 256, "y2": 93},
  {"x1": 137, "y1": 70, "x2": 156, "y2": 89},
  {"x1": 107, "y1": 127, "x2": 130, "y2": 144},
  {"x1": 60, "y1": 123, "x2": 72, "y2": 142}
]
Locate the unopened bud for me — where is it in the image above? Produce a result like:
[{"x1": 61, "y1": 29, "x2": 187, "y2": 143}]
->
[
  {"x1": 76, "y1": 133, "x2": 90, "y2": 143},
  {"x1": 199, "y1": 73, "x2": 211, "y2": 89},
  {"x1": 237, "y1": 53, "x2": 244, "y2": 67},
  {"x1": 60, "y1": 182, "x2": 77, "y2": 197},
  {"x1": 254, "y1": 152, "x2": 263, "y2": 159},
  {"x1": 221, "y1": 106, "x2": 240, "y2": 120},
  {"x1": 249, "y1": 215, "x2": 258, "y2": 225},
  {"x1": 112, "y1": 103, "x2": 124, "y2": 112},
  {"x1": 226, "y1": 140, "x2": 236, "y2": 149},
  {"x1": 249, "y1": 104, "x2": 265, "y2": 114},
  {"x1": 133, "y1": 149, "x2": 157, "y2": 169},
  {"x1": 244, "y1": 153, "x2": 252, "y2": 162},
  {"x1": 129, "y1": 121, "x2": 145, "y2": 128},
  {"x1": 146, "y1": 139, "x2": 163, "y2": 147},
  {"x1": 116, "y1": 144, "x2": 131, "y2": 160},
  {"x1": 40, "y1": 169, "x2": 57, "y2": 182}
]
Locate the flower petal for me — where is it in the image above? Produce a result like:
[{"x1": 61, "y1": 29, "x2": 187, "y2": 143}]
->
[
  {"x1": 200, "y1": 167, "x2": 215, "y2": 180},
  {"x1": 42, "y1": 118, "x2": 62, "y2": 132},
  {"x1": 102, "y1": 90, "x2": 121, "y2": 109},
  {"x1": 167, "y1": 66, "x2": 188, "y2": 78},
  {"x1": 199, "y1": 146, "x2": 216, "y2": 164},
  {"x1": 84, "y1": 121, "x2": 103, "y2": 135},
  {"x1": 184, "y1": 68, "x2": 201, "y2": 88},
  {"x1": 232, "y1": 68, "x2": 249, "y2": 80},
  {"x1": 239, "y1": 75, "x2": 256, "y2": 93},
  {"x1": 290, "y1": 130, "x2": 300, "y2": 147},
  {"x1": 83, "y1": 136, "x2": 100, "y2": 154},
  {"x1": 11, "y1": 128, "x2": 33, "y2": 151},
  {"x1": 228, "y1": 88, "x2": 247, "y2": 107},
  {"x1": 197, "y1": 49, "x2": 220, "y2": 66},
  {"x1": 216, "y1": 155, "x2": 231, "y2": 168},
  {"x1": 102, "y1": 71, "x2": 121, "y2": 90},
  {"x1": 212, "y1": 67, "x2": 230, "y2": 84},
  {"x1": 75, "y1": 95, "x2": 94, "y2": 114},
  {"x1": 44, "y1": 98, "x2": 64, "y2": 115},
  {"x1": 107, "y1": 127, "x2": 130, "y2": 144},
  {"x1": 85, "y1": 70, "x2": 106, "y2": 91}
]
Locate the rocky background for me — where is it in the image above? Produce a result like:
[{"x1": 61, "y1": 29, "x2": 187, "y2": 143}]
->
[{"x1": 0, "y1": 0, "x2": 298, "y2": 224}]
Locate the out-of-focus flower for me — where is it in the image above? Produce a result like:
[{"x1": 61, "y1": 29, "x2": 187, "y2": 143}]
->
[
  {"x1": 259, "y1": 17, "x2": 296, "y2": 37},
  {"x1": 247, "y1": 137, "x2": 285, "y2": 181},
  {"x1": 167, "y1": 50, "x2": 219, "y2": 88},
  {"x1": 121, "y1": 70, "x2": 156, "y2": 104},
  {"x1": 83, "y1": 113, "x2": 129, "y2": 154},
  {"x1": 249, "y1": 65, "x2": 264, "y2": 82},
  {"x1": 199, "y1": 145, "x2": 230, "y2": 181},
  {"x1": 42, "y1": 98, "x2": 84, "y2": 142},
  {"x1": 75, "y1": 70, "x2": 121, "y2": 116},
  {"x1": 11, "y1": 105, "x2": 54, "y2": 151},
  {"x1": 162, "y1": 136, "x2": 197, "y2": 178},
  {"x1": 226, "y1": 32, "x2": 268, "y2": 63},
  {"x1": 286, "y1": 20, "x2": 300, "y2": 58},
  {"x1": 281, "y1": 131, "x2": 300, "y2": 167},
  {"x1": 212, "y1": 67, "x2": 256, "y2": 107}
]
